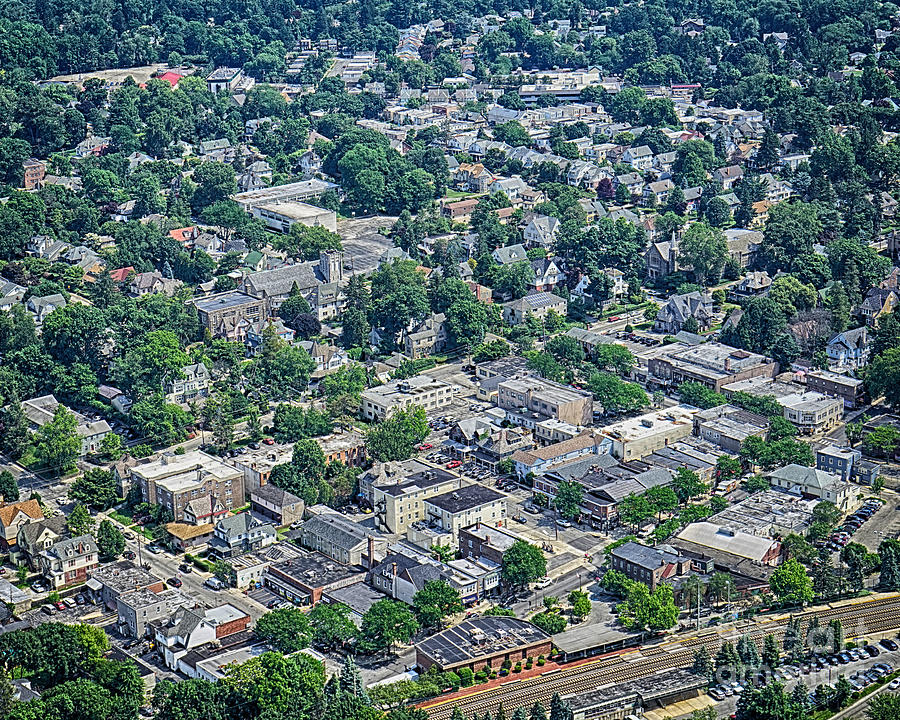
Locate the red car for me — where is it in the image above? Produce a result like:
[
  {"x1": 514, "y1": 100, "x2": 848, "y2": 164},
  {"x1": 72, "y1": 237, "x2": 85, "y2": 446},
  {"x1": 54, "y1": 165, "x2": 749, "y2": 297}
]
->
[
  {"x1": 607, "y1": 316, "x2": 620, "y2": 322},
  {"x1": 417, "y1": 443, "x2": 433, "y2": 451},
  {"x1": 55, "y1": 601, "x2": 66, "y2": 611},
  {"x1": 263, "y1": 438, "x2": 275, "y2": 445},
  {"x1": 446, "y1": 460, "x2": 462, "y2": 469}
]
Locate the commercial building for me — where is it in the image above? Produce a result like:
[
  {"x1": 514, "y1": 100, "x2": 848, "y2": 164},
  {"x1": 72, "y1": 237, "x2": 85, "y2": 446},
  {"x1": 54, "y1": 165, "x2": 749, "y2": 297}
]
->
[
  {"x1": 708, "y1": 489, "x2": 816, "y2": 538},
  {"x1": 223, "y1": 541, "x2": 303, "y2": 589},
  {"x1": 722, "y1": 376, "x2": 844, "y2": 435},
  {"x1": 86, "y1": 561, "x2": 165, "y2": 611},
  {"x1": 360, "y1": 375, "x2": 454, "y2": 421},
  {"x1": 423, "y1": 485, "x2": 507, "y2": 546},
  {"x1": 693, "y1": 404, "x2": 769, "y2": 453},
  {"x1": 415, "y1": 616, "x2": 552, "y2": 672},
  {"x1": 648, "y1": 342, "x2": 777, "y2": 392},
  {"x1": 248, "y1": 200, "x2": 337, "y2": 234},
  {"x1": 263, "y1": 551, "x2": 365, "y2": 606},
  {"x1": 806, "y1": 370, "x2": 866, "y2": 409},
  {"x1": 129, "y1": 450, "x2": 245, "y2": 523},
  {"x1": 671, "y1": 522, "x2": 782, "y2": 565},
  {"x1": 233, "y1": 179, "x2": 339, "y2": 209},
  {"x1": 154, "y1": 604, "x2": 251, "y2": 671},
  {"x1": 497, "y1": 376, "x2": 593, "y2": 426},
  {"x1": 510, "y1": 430, "x2": 611, "y2": 478},
  {"x1": 318, "y1": 430, "x2": 367, "y2": 466},
  {"x1": 609, "y1": 541, "x2": 689, "y2": 590},
  {"x1": 192, "y1": 291, "x2": 268, "y2": 342},
  {"x1": 602, "y1": 406, "x2": 699, "y2": 461},
  {"x1": 363, "y1": 461, "x2": 462, "y2": 534},
  {"x1": 116, "y1": 587, "x2": 189, "y2": 639},
  {"x1": 567, "y1": 669, "x2": 706, "y2": 720},
  {"x1": 458, "y1": 523, "x2": 521, "y2": 565}
]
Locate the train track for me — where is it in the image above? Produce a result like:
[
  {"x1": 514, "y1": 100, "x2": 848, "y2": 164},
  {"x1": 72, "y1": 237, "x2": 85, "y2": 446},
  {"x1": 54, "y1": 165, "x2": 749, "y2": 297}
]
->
[{"x1": 420, "y1": 594, "x2": 900, "y2": 719}]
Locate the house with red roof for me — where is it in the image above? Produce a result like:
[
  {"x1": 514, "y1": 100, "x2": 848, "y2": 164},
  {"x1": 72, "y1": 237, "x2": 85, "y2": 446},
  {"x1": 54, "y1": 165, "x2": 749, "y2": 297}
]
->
[
  {"x1": 169, "y1": 227, "x2": 197, "y2": 244},
  {"x1": 108, "y1": 267, "x2": 134, "y2": 283},
  {"x1": 157, "y1": 71, "x2": 184, "y2": 89}
]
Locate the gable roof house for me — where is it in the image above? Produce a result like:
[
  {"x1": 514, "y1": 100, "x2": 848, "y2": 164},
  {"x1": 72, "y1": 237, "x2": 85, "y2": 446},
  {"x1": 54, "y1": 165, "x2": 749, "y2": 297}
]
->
[
  {"x1": 492, "y1": 243, "x2": 528, "y2": 265},
  {"x1": 39, "y1": 535, "x2": 99, "y2": 589},
  {"x1": 856, "y1": 287, "x2": 898, "y2": 326},
  {"x1": 827, "y1": 327, "x2": 871, "y2": 370},
  {"x1": 654, "y1": 291, "x2": 714, "y2": 334},
  {"x1": 523, "y1": 216, "x2": 561, "y2": 249},
  {"x1": 207, "y1": 513, "x2": 276, "y2": 559},
  {"x1": 0, "y1": 500, "x2": 43, "y2": 551},
  {"x1": 528, "y1": 258, "x2": 562, "y2": 293},
  {"x1": 21, "y1": 394, "x2": 111, "y2": 456}
]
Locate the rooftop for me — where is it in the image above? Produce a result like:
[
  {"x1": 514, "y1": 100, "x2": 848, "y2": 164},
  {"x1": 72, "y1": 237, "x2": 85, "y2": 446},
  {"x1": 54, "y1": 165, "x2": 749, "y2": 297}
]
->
[
  {"x1": 416, "y1": 616, "x2": 549, "y2": 667},
  {"x1": 361, "y1": 375, "x2": 452, "y2": 404},
  {"x1": 674, "y1": 521, "x2": 779, "y2": 562},
  {"x1": 130, "y1": 450, "x2": 241, "y2": 493},
  {"x1": 603, "y1": 406, "x2": 698, "y2": 442},
  {"x1": 192, "y1": 291, "x2": 261, "y2": 313},
  {"x1": 426, "y1": 484, "x2": 506, "y2": 514}
]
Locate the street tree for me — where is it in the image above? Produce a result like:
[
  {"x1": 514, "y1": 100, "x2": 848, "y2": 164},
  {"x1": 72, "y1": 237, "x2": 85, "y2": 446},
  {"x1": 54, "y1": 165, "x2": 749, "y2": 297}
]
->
[
  {"x1": 501, "y1": 541, "x2": 547, "y2": 587},
  {"x1": 254, "y1": 608, "x2": 312, "y2": 653},
  {"x1": 413, "y1": 581, "x2": 463, "y2": 629},
  {"x1": 95, "y1": 519, "x2": 125, "y2": 560}
]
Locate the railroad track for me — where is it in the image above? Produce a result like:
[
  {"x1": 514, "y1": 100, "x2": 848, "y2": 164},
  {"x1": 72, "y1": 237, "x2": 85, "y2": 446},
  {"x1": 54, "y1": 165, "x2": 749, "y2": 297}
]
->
[{"x1": 420, "y1": 594, "x2": 900, "y2": 719}]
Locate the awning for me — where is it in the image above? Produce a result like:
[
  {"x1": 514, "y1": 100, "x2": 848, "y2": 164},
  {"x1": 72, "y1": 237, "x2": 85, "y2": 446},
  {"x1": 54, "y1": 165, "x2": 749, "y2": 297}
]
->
[{"x1": 85, "y1": 578, "x2": 102, "y2": 591}]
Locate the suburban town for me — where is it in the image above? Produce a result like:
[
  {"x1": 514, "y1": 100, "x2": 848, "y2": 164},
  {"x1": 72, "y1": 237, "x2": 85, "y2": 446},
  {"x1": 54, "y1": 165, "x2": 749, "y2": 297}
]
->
[{"x1": 2, "y1": 3, "x2": 900, "y2": 720}]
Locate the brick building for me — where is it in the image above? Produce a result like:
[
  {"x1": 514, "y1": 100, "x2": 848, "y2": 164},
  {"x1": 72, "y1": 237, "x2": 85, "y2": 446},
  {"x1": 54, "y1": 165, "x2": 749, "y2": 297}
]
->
[{"x1": 416, "y1": 616, "x2": 552, "y2": 672}]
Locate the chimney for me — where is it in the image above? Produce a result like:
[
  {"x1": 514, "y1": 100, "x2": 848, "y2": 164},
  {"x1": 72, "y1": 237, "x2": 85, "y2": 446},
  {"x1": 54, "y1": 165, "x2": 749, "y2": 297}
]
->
[
  {"x1": 392, "y1": 562, "x2": 398, "y2": 576},
  {"x1": 367, "y1": 536, "x2": 375, "y2": 569}
]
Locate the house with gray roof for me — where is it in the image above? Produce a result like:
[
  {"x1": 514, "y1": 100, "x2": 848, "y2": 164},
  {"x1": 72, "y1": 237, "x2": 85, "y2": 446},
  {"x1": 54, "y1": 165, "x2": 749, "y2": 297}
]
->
[
  {"x1": 609, "y1": 541, "x2": 689, "y2": 590},
  {"x1": 39, "y1": 535, "x2": 99, "y2": 589},
  {"x1": 492, "y1": 243, "x2": 528, "y2": 265},
  {"x1": 298, "y1": 510, "x2": 384, "y2": 567},
  {"x1": 208, "y1": 513, "x2": 276, "y2": 559},
  {"x1": 654, "y1": 291, "x2": 714, "y2": 334}
]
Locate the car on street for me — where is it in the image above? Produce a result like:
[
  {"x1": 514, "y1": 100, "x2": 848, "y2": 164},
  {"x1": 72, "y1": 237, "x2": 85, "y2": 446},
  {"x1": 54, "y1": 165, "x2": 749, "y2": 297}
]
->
[
  {"x1": 167, "y1": 577, "x2": 183, "y2": 588},
  {"x1": 179, "y1": 563, "x2": 193, "y2": 573},
  {"x1": 556, "y1": 518, "x2": 572, "y2": 528},
  {"x1": 75, "y1": 593, "x2": 85, "y2": 605},
  {"x1": 146, "y1": 545, "x2": 162, "y2": 554},
  {"x1": 124, "y1": 550, "x2": 136, "y2": 560},
  {"x1": 513, "y1": 515, "x2": 527, "y2": 523}
]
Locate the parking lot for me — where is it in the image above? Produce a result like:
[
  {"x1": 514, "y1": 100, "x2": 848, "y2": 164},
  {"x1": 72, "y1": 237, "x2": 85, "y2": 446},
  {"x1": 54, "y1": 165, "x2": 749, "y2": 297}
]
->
[
  {"x1": 336, "y1": 216, "x2": 397, "y2": 273},
  {"x1": 849, "y1": 491, "x2": 900, "y2": 552},
  {"x1": 821, "y1": 497, "x2": 892, "y2": 557},
  {"x1": 706, "y1": 639, "x2": 900, "y2": 717}
]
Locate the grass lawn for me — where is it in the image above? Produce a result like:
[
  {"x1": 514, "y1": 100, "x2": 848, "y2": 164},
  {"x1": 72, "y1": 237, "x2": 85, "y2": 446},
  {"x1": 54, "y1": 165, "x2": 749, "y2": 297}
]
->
[{"x1": 443, "y1": 189, "x2": 479, "y2": 199}]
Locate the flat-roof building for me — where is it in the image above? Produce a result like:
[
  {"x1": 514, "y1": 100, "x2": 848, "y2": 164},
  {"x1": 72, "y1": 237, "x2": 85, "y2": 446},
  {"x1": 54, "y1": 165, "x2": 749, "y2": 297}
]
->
[
  {"x1": 416, "y1": 616, "x2": 552, "y2": 672},
  {"x1": 424, "y1": 485, "x2": 507, "y2": 546},
  {"x1": 648, "y1": 342, "x2": 777, "y2": 392},
  {"x1": 360, "y1": 375, "x2": 454, "y2": 421},
  {"x1": 497, "y1": 376, "x2": 593, "y2": 426},
  {"x1": 249, "y1": 200, "x2": 337, "y2": 234},
  {"x1": 602, "y1": 405, "x2": 699, "y2": 461},
  {"x1": 693, "y1": 404, "x2": 770, "y2": 453},
  {"x1": 129, "y1": 450, "x2": 244, "y2": 523}
]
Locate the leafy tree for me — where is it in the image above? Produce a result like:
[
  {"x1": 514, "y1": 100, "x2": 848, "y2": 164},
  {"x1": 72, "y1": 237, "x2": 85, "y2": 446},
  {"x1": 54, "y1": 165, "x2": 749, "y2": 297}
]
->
[
  {"x1": 66, "y1": 504, "x2": 93, "y2": 536},
  {"x1": 735, "y1": 681, "x2": 808, "y2": 720},
  {"x1": 867, "y1": 692, "x2": 900, "y2": 720},
  {"x1": 501, "y1": 540, "x2": 547, "y2": 587},
  {"x1": 270, "y1": 439, "x2": 328, "y2": 506},
  {"x1": 95, "y1": 519, "x2": 124, "y2": 560},
  {"x1": 762, "y1": 634, "x2": 780, "y2": 669},
  {"x1": 35, "y1": 404, "x2": 80, "y2": 475},
  {"x1": 0, "y1": 470, "x2": 20, "y2": 502},
  {"x1": 413, "y1": 581, "x2": 463, "y2": 629},
  {"x1": 308, "y1": 602, "x2": 357, "y2": 651},
  {"x1": 587, "y1": 372, "x2": 648, "y2": 415},
  {"x1": 769, "y1": 559, "x2": 814, "y2": 606},
  {"x1": 672, "y1": 467, "x2": 706, "y2": 504},
  {"x1": 555, "y1": 480, "x2": 583, "y2": 520},
  {"x1": 358, "y1": 599, "x2": 419, "y2": 653},
  {"x1": 365, "y1": 406, "x2": 429, "y2": 461},
  {"x1": 254, "y1": 608, "x2": 312, "y2": 653},
  {"x1": 678, "y1": 381, "x2": 726, "y2": 409},
  {"x1": 568, "y1": 590, "x2": 591, "y2": 620},
  {"x1": 593, "y1": 345, "x2": 636, "y2": 375},
  {"x1": 692, "y1": 646, "x2": 714, "y2": 680},
  {"x1": 645, "y1": 485, "x2": 679, "y2": 519},
  {"x1": 98, "y1": 433, "x2": 123, "y2": 461},
  {"x1": 191, "y1": 162, "x2": 237, "y2": 211},
  {"x1": 866, "y1": 348, "x2": 900, "y2": 408},
  {"x1": 531, "y1": 610, "x2": 567, "y2": 634},
  {"x1": 679, "y1": 222, "x2": 728, "y2": 286},
  {"x1": 618, "y1": 493, "x2": 653, "y2": 529},
  {"x1": 617, "y1": 582, "x2": 679, "y2": 631},
  {"x1": 70, "y1": 468, "x2": 117, "y2": 509}
]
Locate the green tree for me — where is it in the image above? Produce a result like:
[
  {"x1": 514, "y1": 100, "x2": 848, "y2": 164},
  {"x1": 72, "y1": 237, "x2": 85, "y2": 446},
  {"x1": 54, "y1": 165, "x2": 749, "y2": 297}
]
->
[
  {"x1": 98, "y1": 433, "x2": 123, "y2": 461},
  {"x1": 254, "y1": 608, "x2": 312, "y2": 653},
  {"x1": 358, "y1": 599, "x2": 419, "y2": 653},
  {"x1": 413, "y1": 580, "x2": 463, "y2": 628},
  {"x1": 95, "y1": 519, "x2": 125, "y2": 560},
  {"x1": 365, "y1": 406, "x2": 429, "y2": 461},
  {"x1": 501, "y1": 540, "x2": 547, "y2": 587},
  {"x1": 868, "y1": 692, "x2": 900, "y2": 720},
  {"x1": 35, "y1": 405, "x2": 80, "y2": 475},
  {"x1": 679, "y1": 222, "x2": 728, "y2": 286},
  {"x1": 762, "y1": 634, "x2": 780, "y2": 669},
  {"x1": 531, "y1": 610, "x2": 567, "y2": 634},
  {"x1": 645, "y1": 485, "x2": 679, "y2": 520},
  {"x1": 866, "y1": 348, "x2": 900, "y2": 408},
  {"x1": 568, "y1": 590, "x2": 591, "y2": 620},
  {"x1": 769, "y1": 559, "x2": 814, "y2": 606},
  {"x1": 555, "y1": 480, "x2": 583, "y2": 520},
  {"x1": 692, "y1": 646, "x2": 714, "y2": 680},
  {"x1": 678, "y1": 381, "x2": 726, "y2": 409},
  {"x1": 618, "y1": 494, "x2": 653, "y2": 529},
  {"x1": 191, "y1": 162, "x2": 237, "y2": 211},
  {"x1": 67, "y1": 504, "x2": 94, "y2": 536},
  {"x1": 617, "y1": 582, "x2": 679, "y2": 631},
  {"x1": 0, "y1": 470, "x2": 20, "y2": 502},
  {"x1": 70, "y1": 468, "x2": 117, "y2": 509},
  {"x1": 308, "y1": 602, "x2": 357, "y2": 651},
  {"x1": 672, "y1": 467, "x2": 706, "y2": 504}
]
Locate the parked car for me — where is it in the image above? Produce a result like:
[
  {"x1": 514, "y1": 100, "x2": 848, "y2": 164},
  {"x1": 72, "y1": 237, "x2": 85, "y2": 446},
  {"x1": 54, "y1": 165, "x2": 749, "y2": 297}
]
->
[
  {"x1": 880, "y1": 639, "x2": 899, "y2": 651},
  {"x1": 54, "y1": 601, "x2": 66, "y2": 611},
  {"x1": 179, "y1": 563, "x2": 192, "y2": 573},
  {"x1": 146, "y1": 545, "x2": 162, "y2": 554},
  {"x1": 513, "y1": 515, "x2": 527, "y2": 524},
  {"x1": 41, "y1": 604, "x2": 55, "y2": 615},
  {"x1": 124, "y1": 550, "x2": 136, "y2": 560},
  {"x1": 75, "y1": 593, "x2": 86, "y2": 605},
  {"x1": 446, "y1": 460, "x2": 462, "y2": 469},
  {"x1": 167, "y1": 577, "x2": 183, "y2": 588},
  {"x1": 556, "y1": 518, "x2": 572, "y2": 528}
]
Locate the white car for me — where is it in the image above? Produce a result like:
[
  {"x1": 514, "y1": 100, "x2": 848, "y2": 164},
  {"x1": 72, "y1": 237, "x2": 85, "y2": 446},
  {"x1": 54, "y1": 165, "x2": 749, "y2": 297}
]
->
[
  {"x1": 890, "y1": 679, "x2": 900, "y2": 690},
  {"x1": 534, "y1": 577, "x2": 553, "y2": 590}
]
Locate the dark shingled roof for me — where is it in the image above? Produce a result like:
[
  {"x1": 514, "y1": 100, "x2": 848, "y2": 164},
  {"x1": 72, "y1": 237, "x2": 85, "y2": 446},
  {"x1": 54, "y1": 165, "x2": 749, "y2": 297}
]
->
[{"x1": 426, "y1": 485, "x2": 506, "y2": 513}]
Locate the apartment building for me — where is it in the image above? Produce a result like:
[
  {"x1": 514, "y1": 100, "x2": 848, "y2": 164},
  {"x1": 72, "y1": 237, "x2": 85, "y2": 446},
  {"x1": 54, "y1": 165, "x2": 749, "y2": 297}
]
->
[
  {"x1": 693, "y1": 405, "x2": 770, "y2": 453},
  {"x1": 360, "y1": 375, "x2": 454, "y2": 421},
  {"x1": 806, "y1": 370, "x2": 866, "y2": 409},
  {"x1": 363, "y1": 461, "x2": 463, "y2": 534},
  {"x1": 423, "y1": 485, "x2": 507, "y2": 547},
  {"x1": 192, "y1": 291, "x2": 268, "y2": 342},
  {"x1": 497, "y1": 376, "x2": 593, "y2": 426},
  {"x1": 130, "y1": 451, "x2": 245, "y2": 523}
]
